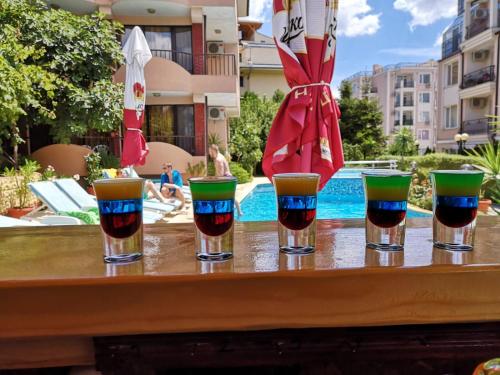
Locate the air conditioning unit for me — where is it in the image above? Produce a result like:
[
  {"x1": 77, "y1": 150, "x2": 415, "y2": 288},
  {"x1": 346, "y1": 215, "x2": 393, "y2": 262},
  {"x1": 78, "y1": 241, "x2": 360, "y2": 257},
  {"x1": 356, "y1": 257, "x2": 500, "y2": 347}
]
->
[
  {"x1": 471, "y1": 98, "x2": 487, "y2": 108},
  {"x1": 208, "y1": 107, "x2": 226, "y2": 120},
  {"x1": 473, "y1": 49, "x2": 489, "y2": 61},
  {"x1": 207, "y1": 42, "x2": 224, "y2": 54}
]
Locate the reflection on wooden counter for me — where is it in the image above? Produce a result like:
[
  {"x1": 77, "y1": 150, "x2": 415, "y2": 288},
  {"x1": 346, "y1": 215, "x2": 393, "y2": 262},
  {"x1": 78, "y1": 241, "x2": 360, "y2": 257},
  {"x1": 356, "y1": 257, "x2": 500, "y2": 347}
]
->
[{"x1": 0, "y1": 218, "x2": 499, "y2": 369}]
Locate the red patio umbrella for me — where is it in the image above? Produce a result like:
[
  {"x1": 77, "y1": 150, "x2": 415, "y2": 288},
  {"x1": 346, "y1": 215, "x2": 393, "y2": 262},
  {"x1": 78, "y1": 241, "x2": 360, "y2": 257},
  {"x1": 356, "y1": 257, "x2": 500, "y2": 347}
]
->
[
  {"x1": 262, "y1": 0, "x2": 344, "y2": 190},
  {"x1": 121, "y1": 26, "x2": 152, "y2": 167}
]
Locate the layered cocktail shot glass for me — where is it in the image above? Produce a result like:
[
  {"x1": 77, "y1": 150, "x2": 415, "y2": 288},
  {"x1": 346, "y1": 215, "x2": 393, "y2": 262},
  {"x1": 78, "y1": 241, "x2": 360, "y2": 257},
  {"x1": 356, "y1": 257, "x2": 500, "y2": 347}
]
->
[
  {"x1": 189, "y1": 176, "x2": 237, "y2": 261},
  {"x1": 362, "y1": 170, "x2": 412, "y2": 251},
  {"x1": 93, "y1": 178, "x2": 145, "y2": 263},
  {"x1": 273, "y1": 173, "x2": 320, "y2": 254},
  {"x1": 431, "y1": 170, "x2": 484, "y2": 251}
]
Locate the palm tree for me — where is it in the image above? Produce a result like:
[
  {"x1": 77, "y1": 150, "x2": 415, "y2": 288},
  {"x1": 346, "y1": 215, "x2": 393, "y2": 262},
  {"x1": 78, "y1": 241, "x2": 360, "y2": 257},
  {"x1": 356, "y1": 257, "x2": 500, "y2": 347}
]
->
[{"x1": 466, "y1": 142, "x2": 499, "y2": 202}]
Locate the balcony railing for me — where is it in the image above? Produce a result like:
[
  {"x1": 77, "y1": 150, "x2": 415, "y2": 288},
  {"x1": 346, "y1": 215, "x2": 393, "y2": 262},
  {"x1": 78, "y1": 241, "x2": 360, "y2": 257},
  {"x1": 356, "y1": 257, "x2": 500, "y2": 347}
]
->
[
  {"x1": 402, "y1": 119, "x2": 414, "y2": 126},
  {"x1": 395, "y1": 81, "x2": 415, "y2": 89},
  {"x1": 466, "y1": 19, "x2": 489, "y2": 39},
  {"x1": 403, "y1": 100, "x2": 414, "y2": 107},
  {"x1": 442, "y1": 35, "x2": 462, "y2": 59},
  {"x1": 461, "y1": 65, "x2": 495, "y2": 89},
  {"x1": 150, "y1": 49, "x2": 237, "y2": 76},
  {"x1": 395, "y1": 101, "x2": 401, "y2": 107},
  {"x1": 462, "y1": 118, "x2": 492, "y2": 135}
]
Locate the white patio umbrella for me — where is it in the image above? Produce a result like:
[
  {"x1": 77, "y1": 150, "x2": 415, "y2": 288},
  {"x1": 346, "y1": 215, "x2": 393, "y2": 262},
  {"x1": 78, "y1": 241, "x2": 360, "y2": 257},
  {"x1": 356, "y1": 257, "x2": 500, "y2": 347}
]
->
[{"x1": 121, "y1": 26, "x2": 152, "y2": 167}]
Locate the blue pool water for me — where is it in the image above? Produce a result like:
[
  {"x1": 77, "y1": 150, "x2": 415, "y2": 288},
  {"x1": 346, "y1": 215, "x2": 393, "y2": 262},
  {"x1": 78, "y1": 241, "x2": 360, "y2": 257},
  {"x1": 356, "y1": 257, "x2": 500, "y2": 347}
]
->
[{"x1": 238, "y1": 170, "x2": 430, "y2": 222}]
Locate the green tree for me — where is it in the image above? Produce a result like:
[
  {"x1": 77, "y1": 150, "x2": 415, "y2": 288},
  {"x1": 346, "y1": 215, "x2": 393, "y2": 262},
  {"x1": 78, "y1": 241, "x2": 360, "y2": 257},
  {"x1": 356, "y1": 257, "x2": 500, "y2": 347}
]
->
[
  {"x1": 389, "y1": 127, "x2": 418, "y2": 157},
  {"x1": 0, "y1": 0, "x2": 124, "y2": 163},
  {"x1": 338, "y1": 80, "x2": 386, "y2": 160},
  {"x1": 229, "y1": 90, "x2": 283, "y2": 174}
]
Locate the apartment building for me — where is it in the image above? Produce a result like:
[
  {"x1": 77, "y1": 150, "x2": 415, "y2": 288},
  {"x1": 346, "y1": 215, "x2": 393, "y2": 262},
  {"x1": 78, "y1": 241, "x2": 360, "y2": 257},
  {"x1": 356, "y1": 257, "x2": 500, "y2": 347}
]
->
[
  {"x1": 239, "y1": 17, "x2": 289, "y2": 98},
  {"x1": 344, "y1": 71, "x2": 373, "y2": 99},
  {"x1": 46, "y1": 0, "x2": 248, "y2": 160},
  {"x1": 437, "y1": 0, "x2": 499, "y2": 152},
  {"x1": 346, "y1": 61, "x2": 438, "y2": 153}
]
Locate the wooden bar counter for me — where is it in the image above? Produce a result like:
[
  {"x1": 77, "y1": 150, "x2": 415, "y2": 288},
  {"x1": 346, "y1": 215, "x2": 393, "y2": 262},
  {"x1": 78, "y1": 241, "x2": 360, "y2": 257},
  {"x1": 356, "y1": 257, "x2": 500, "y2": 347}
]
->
[{"x1": 1, "y1": 218, "x2": 500, "y2": 373}]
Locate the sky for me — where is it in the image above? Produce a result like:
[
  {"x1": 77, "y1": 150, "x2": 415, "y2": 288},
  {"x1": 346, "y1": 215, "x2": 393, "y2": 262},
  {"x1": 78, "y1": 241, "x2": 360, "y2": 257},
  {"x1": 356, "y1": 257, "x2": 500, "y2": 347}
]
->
[{"x1": 249, "y1": 0, "x2": 459, "y2": 95}]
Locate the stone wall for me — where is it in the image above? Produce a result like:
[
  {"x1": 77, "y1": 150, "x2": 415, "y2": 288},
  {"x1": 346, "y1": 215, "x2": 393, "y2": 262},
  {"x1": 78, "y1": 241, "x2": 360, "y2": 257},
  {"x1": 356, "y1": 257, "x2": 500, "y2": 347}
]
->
[{"x1": 0, "y1": 176, "x2": 40, "y2": 214}]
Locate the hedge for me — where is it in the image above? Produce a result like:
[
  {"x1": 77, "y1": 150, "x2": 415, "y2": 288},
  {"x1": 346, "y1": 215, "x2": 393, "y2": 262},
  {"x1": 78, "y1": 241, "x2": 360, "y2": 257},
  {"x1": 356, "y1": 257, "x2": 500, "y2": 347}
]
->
[
  {"x1": 378, "y1": 154, "x2": 474, "y2": 171},
  {"x1": 207, "y1": 161, "x2": 252, "y2": 184}
]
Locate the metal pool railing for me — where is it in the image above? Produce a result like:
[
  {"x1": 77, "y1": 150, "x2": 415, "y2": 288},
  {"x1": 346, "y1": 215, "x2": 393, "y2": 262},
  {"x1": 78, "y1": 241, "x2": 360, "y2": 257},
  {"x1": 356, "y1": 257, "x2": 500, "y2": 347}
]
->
[{"x1": 344, "y1": 160, "x2": 398, "y2": 169}]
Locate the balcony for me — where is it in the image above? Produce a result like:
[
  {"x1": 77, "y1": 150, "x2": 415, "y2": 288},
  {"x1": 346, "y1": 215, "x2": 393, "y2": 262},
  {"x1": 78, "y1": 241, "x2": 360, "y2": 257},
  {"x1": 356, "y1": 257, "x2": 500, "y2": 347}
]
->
[
  {"x1": 395, "y1": 81, "x2": 415, "y2": 89},
  {"x1": 150, "y1": 49, "x2": 236, "y2": 76},
  {"x1": 462, "y1": 118, "x2": 493, "y2": 135},
  {"x1": 442, "y1": 35, "x2": 462, "y2": 59},
  {"x1": 461, "y1": 65, "x2": 495, "y2": 89},
  {"x1": 466, "y1": 19, "x2": 490, "y2": 40},
  {"x1": 403, "y1": 100, "x2": 414, "y2": 107},
  {"x1": 402, "y1": 119, "x2": 414, "y2": 126}
]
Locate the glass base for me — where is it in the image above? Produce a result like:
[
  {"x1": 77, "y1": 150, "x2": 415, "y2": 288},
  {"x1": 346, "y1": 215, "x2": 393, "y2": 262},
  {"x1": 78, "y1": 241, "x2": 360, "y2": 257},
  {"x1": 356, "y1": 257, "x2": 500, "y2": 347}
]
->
[
  {"x1": 104, "y1": 252, "x2": 143, "y2": 263},
  {"x1": 433, "y1": 241, "x2": 473, "y2": 251},
  {"x1": 366, "y1": 242, "x2": 404, "y2": 251},
  {"x1": 279, "y1": 246, "x2": 315, "y2": 255},
  {"x1": 196, "y1": 252, "x2": 233, "y2": 261}
]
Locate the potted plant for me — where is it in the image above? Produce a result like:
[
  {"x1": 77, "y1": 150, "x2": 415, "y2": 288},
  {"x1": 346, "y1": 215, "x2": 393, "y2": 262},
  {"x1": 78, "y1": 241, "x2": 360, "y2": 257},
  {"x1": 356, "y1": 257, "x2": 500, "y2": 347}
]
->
[
  {"x1": 467, "y1": 143, "x2": 499, "y2": 213},
  {"x1": 3, "y1": 160, "x2": 41, "y2": 218},
  {"x1": 84, "y1": 153, "x2": 102, "y2": 195}
]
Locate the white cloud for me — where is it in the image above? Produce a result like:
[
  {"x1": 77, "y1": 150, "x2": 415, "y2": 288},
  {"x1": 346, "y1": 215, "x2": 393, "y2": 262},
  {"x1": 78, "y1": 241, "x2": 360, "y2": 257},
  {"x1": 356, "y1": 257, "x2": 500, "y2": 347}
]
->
[
  {"x1": 380, "y1": 47, "x2": 440, "y2": 58},
  {"x1": 393, "y1": 0, "x2": 456, "y2": 29},
  {"x1": 338, "y1": 0, "x2": 381, "y2": 37},
  {"x1": 249, "y1": 0, "x2": 272, "y2": 21}
]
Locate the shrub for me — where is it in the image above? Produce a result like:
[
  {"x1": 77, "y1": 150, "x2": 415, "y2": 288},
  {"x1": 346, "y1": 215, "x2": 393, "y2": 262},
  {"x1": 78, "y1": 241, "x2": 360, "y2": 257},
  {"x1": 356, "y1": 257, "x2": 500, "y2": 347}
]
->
[
  {"x1": 229, "y1": 162, "x2": 252, "y2": 184},
  {"x1": 379, "y1": 154, "x2": 474, "y2": 172},
  {"x1": 206, "y1": 161, "x2": 251, "y2": 184},
  {"x1": 99, "y1": 150, "x2": 120, "y2": 169},
  {"x1": 342, "y1": 143, "x2": 364, "y2": 161},
  {"x1": 186, "y1": 161, "x2": 206, "y2": 178}
]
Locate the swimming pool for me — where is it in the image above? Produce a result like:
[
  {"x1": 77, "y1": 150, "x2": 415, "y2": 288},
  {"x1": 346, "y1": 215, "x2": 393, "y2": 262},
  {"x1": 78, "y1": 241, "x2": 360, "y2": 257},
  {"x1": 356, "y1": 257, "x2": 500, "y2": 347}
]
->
[{"x1": 238, "y1": 170, "x2": 430, "y2": 222}]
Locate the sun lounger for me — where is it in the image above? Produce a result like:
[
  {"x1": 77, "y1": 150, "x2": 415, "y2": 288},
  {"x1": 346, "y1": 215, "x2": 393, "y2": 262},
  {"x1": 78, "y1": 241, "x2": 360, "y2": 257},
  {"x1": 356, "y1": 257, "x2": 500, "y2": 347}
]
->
[
  {"x1": 54, "y1": 179, "x2": 177, "y2": 215},
  {"x1": 29, "y1": 181, "x2": 82, "y2": 214},
  {"x1": 0, "y1": 215, "x2": 43, "y2": 227}
]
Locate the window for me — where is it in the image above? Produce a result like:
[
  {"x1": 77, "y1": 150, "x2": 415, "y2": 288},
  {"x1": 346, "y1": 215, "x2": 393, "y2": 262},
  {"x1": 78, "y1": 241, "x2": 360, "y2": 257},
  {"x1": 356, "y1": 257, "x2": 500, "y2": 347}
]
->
[
  {"x1": 419, "y1": 111, "x2": 431, "y2": 123},
  {"x1": 122, "y1": 26, "x2": 193, "y2": 72},
  {"x1": 240, "y1": 76, "x2": 244, "y2": 87},
  {"x1": 403, "y1": 111, "x2": 413, "y2": 125},
  {"x1": 145, "y1": 105, "x2": 195, "y2": 154},
  {"x1": 446, "y1": 62, "x2": 459, "y2": 86},
  {"x1": 418, "y1": 130, "x2": 430, "y2": 140},
  {"x1": 445, "y1": 105, "x2": 458, "y2": 129},
  {"x1": 419, "y1": 93, "x2": 431, "y2": 103},
  {"x1": 420, "y1": 74, "x2": 431, "y2": 84}
]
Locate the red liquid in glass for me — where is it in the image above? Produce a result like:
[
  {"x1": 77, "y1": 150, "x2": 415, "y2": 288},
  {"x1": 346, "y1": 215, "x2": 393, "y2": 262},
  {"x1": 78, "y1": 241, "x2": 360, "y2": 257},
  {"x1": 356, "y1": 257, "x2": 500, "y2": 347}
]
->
[
  {"x1": 436, "y1": 206, "x2": 477, "y2": 228},
  {"x1": 194, "y1": 213, "x2": 233, "y2": 236},
  {"x1": 367, "y1": 208, "x2": 406, "y2": 228},
  {"x1": 278, "y1": 208, "x2": 316, "y2": 231},
  {"x1": 100, "y1": 212, "x2": 142, "y2": 239}
]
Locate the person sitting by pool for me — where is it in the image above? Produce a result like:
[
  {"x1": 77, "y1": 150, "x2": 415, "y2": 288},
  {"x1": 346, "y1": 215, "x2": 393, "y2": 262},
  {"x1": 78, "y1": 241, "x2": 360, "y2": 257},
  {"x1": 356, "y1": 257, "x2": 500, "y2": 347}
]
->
[
  {"x1": 160, "y1": 163, "x2": 185, "y2": 209},
  {"x1": 120, "y1": 167, "x2": 170, "y2": 205},
  {"x1": 208, "y1": 144, "x2": 243, "y2": 216}
]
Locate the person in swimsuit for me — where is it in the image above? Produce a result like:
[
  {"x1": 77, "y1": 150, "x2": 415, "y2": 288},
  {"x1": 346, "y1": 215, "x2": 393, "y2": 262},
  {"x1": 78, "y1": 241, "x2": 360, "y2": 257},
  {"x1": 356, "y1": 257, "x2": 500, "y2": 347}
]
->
[
  {"x1": 209, "y1": 144, "x2": 243, "y2": 216},
  {"x1": 160, "y1": 162, "x2": 185, "y2": 209}
]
